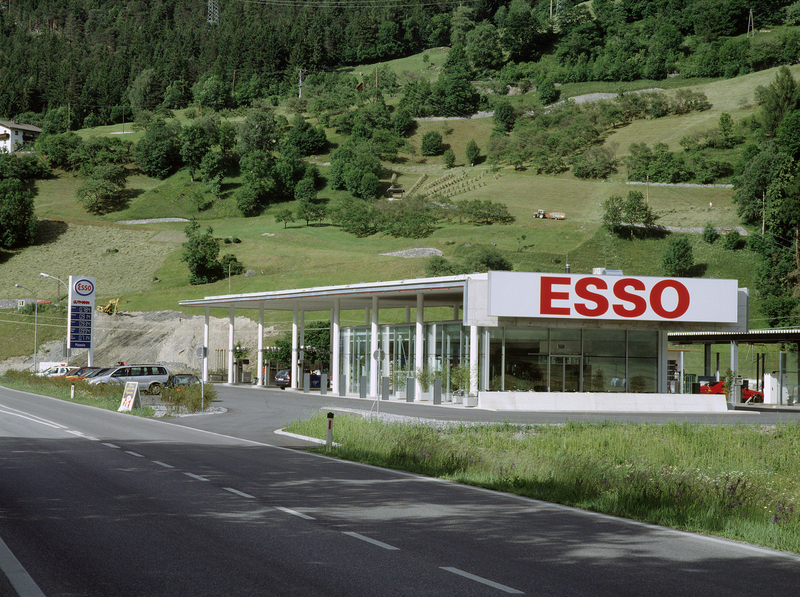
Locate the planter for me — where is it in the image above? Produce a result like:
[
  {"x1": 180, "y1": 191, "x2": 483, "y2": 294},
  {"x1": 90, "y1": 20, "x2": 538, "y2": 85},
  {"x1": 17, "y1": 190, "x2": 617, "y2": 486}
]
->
[
  {"x1": 209, "y1": 374, "x2": 224, "y2": 382},
  {"x1": 463, "y1": 393, "x2": 478, "y2": 407}
]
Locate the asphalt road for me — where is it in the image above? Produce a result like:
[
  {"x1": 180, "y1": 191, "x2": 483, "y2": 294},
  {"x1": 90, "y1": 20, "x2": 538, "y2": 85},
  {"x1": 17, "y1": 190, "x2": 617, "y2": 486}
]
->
[{"x1": 2, "y1": 384, "x2": 799, "y2": 597}]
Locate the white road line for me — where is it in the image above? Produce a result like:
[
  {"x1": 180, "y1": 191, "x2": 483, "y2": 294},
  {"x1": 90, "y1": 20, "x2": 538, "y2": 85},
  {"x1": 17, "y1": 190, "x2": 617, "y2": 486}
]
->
[
  {"x1": 124, "y1": 451, "x2": 144, "y2": 458},
  {"x1": 184, "y1": 473, "x2": 208, "y2": 481},
  {"x1": 65, "y1": 430, "x2": 84, "y2": 437},
  {"x1": 0, "y1": 534, "x2": 46, "y2": 597},
  {"x1": 152, "y1": 461, "x2": 174, "y2": 468},
  {"x1": 83, "y1": 435, "x2": 100, "y2": 441},
  {"x1": 343, "y1": 532, "x2": 399, "y2": 551},
  {"x1": 274, "y1": 506, "x2": 315, "y2": 520},
  {"x1": 223, "y1": 487, "x2": 255, "y2": 498},
  {"x1": 102, "y1": 443, "x2": 120, "y2": 449},
  {"x1": 441, "y1": 567, "x2": 524, "y2": 594},
  {"x1": 0, "y1": 406, "x2": 66, "y2": 429}
]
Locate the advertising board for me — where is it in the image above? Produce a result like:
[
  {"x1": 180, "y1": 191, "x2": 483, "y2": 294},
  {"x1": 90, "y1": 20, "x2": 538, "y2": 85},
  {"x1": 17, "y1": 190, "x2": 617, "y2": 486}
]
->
[
  {"x1": 487, "y1": 272, "x2": 738, "y2": 324},
  {"x1": 68, "y1": 276, "x2": 96, "y2": 351}
]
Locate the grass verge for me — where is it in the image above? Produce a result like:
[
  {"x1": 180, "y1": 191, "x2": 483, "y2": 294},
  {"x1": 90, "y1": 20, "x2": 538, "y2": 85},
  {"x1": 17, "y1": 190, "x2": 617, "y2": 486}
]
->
[
  {"x1": 0, "y1": 370, "x2": 154, "y2": 416},
  {"x1": 286, "y1": 412, "x2": 800, "y2": 554}
]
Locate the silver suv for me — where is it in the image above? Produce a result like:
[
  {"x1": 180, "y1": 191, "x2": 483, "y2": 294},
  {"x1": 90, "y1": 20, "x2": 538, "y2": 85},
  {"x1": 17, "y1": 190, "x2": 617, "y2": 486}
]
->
[{"x1": 88, "y1": 364, "x2": 170, "y2": 394}]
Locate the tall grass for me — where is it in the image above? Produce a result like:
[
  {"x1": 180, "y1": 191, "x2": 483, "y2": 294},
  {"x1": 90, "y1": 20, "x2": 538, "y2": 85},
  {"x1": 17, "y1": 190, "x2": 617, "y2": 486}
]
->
[{"x1": 286, "y1": 412, "x2": 800, "y2": 553}]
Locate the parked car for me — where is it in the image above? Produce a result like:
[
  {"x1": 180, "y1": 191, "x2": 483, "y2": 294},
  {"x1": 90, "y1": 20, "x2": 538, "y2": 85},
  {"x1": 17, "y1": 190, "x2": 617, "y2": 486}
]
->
[
  {"x1": 167, "y1": 374, "x2": 200, "y2": 388},
  {"x1": 88, "y1": 364, "x2": 170, "y2": 394},
  {"x1": 83, "y1": 368, "x2": 111, "y2": 380},
  {"x1": 274, "y1": 369, "x2": 328, "y2": 389},
  {"x1": 275, "y1": 369, "x2": 290, "y2": 389},
  {"x1": 36, "y1": 364, "x2": 72, "y2": 377},
  {"x1": 700, "y1": 380, "x2": 764, "y2": 403},
  {"x1": 64, "y1": 366, "x2": 101, "y2": 380}
]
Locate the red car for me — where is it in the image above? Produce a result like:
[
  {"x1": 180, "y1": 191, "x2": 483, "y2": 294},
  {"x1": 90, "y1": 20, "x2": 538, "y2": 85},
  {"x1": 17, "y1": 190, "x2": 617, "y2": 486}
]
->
[{"x1": 700, "y1": 380, "x2": 763, "y2": 403}]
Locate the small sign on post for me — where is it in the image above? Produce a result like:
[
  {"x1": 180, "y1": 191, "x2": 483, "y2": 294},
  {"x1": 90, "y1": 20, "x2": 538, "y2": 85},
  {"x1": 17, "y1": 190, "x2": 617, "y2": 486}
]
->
[{"x1": 119, "y1": 381, "x2": 141, "y2": 412}]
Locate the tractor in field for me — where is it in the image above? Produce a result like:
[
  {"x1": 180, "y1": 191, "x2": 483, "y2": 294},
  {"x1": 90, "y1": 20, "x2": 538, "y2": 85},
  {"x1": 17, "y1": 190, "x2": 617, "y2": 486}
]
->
[{"x1": 533, "y1": 209, "x2": 565, "y2": 220}]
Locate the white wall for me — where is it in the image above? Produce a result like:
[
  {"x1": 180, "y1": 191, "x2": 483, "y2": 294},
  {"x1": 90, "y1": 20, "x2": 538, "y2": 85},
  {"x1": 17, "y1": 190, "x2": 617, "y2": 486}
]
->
[{"x1": 479, "y1": 391, "x2": 729, "y2": 412}]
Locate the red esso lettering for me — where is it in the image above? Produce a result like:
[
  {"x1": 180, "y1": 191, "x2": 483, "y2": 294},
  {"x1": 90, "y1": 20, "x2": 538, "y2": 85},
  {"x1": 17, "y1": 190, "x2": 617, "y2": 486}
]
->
[
  {"x1": 77, "y1": 283, "x2": 91, "y2": 292},
  {"x1": 574, "y1": 277, "x2": 609, "y2": 317},
  {"x1": 540, "y1": 276, "x2": 571, "y2": 315},
  {"x1": 650, "y1": 279, "x2": 690, "y2": 319}
]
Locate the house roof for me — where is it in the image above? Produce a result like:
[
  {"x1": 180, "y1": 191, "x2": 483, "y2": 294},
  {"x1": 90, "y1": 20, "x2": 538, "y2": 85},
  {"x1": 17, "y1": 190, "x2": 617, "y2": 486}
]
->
[{"x1": 0, "y1": 120, "x2": 42, "y2": 133}]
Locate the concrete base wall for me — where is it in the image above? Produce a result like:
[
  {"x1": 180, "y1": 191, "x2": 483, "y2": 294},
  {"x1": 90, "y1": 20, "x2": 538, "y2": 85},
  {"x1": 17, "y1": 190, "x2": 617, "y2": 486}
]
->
[{"x1": 479, "y1": 391, "x2": 729, "y2": 412}]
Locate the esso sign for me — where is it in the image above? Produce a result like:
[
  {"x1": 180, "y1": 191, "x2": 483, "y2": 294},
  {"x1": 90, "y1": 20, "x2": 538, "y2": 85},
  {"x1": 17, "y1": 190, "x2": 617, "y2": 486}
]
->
[
  {"x1": 74, "y1": 279, "x2": 95, "y2": 296},
  {"x1": 488, "y1": 272, "x2": 739, "y2": 324}
]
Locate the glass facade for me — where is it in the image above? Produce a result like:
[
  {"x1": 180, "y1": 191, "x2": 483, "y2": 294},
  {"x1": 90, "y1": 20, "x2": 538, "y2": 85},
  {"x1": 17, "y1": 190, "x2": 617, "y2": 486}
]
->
[
  {"x1": 341, "y1": 323, "x2": 660, "y2": 395},
  {"x1": 488, "y1": 327, "x2": 659, "y2": 393}
]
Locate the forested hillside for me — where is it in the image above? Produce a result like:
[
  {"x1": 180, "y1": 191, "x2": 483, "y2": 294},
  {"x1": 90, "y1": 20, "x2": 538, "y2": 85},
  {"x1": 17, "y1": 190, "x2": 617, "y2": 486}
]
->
[
  {"x1": 3, "y1": 1, "x2": 800, "y2": 329},
  {"x1": 1, "y1": 0, "x2": 799, "y2": 128}
]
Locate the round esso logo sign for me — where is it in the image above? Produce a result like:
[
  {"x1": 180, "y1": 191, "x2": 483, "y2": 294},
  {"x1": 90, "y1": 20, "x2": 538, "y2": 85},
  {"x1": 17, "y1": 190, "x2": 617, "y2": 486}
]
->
[{"x1": 74, "y1": 279, "x2": 95, "y2": 296}]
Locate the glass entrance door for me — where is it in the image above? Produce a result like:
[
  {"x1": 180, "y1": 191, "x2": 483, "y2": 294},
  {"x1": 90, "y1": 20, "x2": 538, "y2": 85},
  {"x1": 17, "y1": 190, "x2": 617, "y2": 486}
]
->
[{"x1": 550, "y1": 356, "x2": 581, "y2": 392}]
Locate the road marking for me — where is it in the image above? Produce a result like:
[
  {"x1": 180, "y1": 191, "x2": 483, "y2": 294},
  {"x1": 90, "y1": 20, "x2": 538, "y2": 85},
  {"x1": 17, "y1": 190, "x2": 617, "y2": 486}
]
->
[
  {"x1": 125, "y1": 451, "x2": 144, "y2": 458},
  {"x1": 102, "y1": 443, "x2": 120, "y2": 449},
  {"x1": 153, "y1": 461, "x2": 174, "y2": 468},
  {"x1": 275, "y1": 506, "x2": 315, "y2": 520},
  {"x1": 343, "y1": 532, "x2": 399, "y2": 551},
  {"x1": 184, "y1": 473, "x2": 208, "y2": 481},
  {"x1": 223, "y1": 487, "x2": 255, "y2": 498},
  {"x1": 441, "y1": 567, "x2": 523, "y2": 594},
  {"x1": 0, "y1": 534, "x2": 47, "y2": 597},
  {"x1": 0, "y1": 406, "x2": 66, "y2": 429}
]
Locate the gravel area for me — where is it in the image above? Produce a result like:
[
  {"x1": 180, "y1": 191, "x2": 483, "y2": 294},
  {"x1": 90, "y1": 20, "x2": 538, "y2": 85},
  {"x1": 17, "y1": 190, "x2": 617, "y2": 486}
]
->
[
  {"x1": 381, "y1": 248, "x2": 443, "y2": 258},
  {"x1": 116, "y1": 218, "x2": 190, "y2": 225}
]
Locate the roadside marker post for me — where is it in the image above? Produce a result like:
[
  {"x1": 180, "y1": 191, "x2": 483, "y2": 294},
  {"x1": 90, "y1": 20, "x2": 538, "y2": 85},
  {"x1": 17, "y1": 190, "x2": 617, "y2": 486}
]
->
[{"x1": 326, "y1": 412, "x2": 334, "y2": 449}]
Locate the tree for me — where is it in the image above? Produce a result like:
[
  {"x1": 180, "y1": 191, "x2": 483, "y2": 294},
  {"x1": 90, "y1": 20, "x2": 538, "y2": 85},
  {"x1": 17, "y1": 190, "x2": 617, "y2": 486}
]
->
[
  {"x1": 537, "y1": 77, "x2": 559, "y2": 105},
  {"x1": 180, "y1": 221, "x2": 224, "y2": 285},
  {"x1": 237, "y1": 110, "x2": 286, "y2": 156},
  {"x1": 75, "y1": 163, "x2": 127, "y2": 214},
  {"x1": 421, "y1": 131, "x2": 443, "y2": 156},
  {"x1": 758, "y1": 66, "x2": 800, "y2": 137},
  {"x1": 275, "y1": 208, "x2": 295, "y2": 228},
  {"x1": 200, "y1": 151, "x2": 225, "y2": 196},
  {"x1": 282, "y1": 114, "x2": 328, "y2": 156},
  {"x1": 493, "y1": 100, "x2": 516, "y2": 133},
  {"x1": 127, "y1": 68, "x2": 162, "y2": 117},
  {"x1": 180, "y1": 123, "x2": 213, "y2": 182},
  {"x1": 662, "y1": 236, "x2": 694, "y2": 277},
  {"x1": 0, "y1": 178, "x2": 36, "y2": 249},
  {"x1": 192, "y1": 74, "x2": 230, "y2": 111},
  {"x1": 465, "y1": 139, "x2": 480, "y2": 166},
  {"x1": 465, "y1": 21, "x2": 504, "y2": 73},
  {"x1": 443, "y1": 148, "x2": 456, "y2": 168},
  {"x1": 135, "y1": 118, "x2": 182, "y2": 179}
]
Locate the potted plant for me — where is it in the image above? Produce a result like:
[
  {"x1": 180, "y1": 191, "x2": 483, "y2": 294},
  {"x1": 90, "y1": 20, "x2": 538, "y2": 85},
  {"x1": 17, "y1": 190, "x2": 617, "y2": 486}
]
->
[
  {"x1": 415, "y1": 366, "x2": 438, "y2": 401},
  {"x1": 450, "y1": 363, "x2": 473, "y2": 405},
  {"x1": 392, "y1": 367, "x2": 409, "y2": 399}
]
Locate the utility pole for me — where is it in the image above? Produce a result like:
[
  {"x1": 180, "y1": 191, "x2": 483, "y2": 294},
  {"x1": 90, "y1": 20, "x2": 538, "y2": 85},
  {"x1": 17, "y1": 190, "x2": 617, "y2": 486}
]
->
[
  {"x1": 208, "y1": 0, "x2": 219, "y2": 26},
  {"x1": 298, "y1": 68, "x2": 303, "y2": 98},
  {"x1": 747, "y1": 8, "x2": 755, "y2": 37}
]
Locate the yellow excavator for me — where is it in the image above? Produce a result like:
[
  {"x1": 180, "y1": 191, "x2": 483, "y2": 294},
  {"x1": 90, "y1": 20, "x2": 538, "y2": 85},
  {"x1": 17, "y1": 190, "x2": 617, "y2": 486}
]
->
[{"x1": 97, "y1": 298, "x2": 120, "y2": 315}]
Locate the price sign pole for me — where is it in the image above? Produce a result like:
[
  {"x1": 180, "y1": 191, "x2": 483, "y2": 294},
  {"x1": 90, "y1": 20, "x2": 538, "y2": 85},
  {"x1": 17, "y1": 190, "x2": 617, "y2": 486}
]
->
[{"x1": 67, "y1": 277, "x2": 96, "y2": 366}]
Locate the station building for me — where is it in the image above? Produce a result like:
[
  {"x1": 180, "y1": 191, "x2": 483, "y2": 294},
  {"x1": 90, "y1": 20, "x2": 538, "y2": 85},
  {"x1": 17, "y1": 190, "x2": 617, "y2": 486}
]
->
[{"x1": 178, "y1": 270, "x2": 749, "y2": 412}]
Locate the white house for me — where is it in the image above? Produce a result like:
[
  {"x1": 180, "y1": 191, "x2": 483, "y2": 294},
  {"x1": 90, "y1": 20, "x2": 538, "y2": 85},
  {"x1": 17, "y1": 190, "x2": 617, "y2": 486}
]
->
[{"x1": 0, "y1": 120, "x2": 42, "y2": 153}]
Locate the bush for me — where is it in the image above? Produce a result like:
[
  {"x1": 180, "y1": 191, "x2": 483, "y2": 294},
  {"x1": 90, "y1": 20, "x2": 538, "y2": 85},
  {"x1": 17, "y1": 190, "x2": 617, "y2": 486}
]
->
[
  {"x1": 161, "y1": 381, "x2": 217, "y2": 414},
  {"x1": 421, "y1": 131, "x2": 444, "y2": 156},
  {"x1": 662, "y1": 236, "x2": 694, "y2": 277},
  {"x1": 702, "y1": 223, "x2": 719, "y2": 244},
  {"x1": 723, "y1": 230, "x2": 742, "y2": 250}
]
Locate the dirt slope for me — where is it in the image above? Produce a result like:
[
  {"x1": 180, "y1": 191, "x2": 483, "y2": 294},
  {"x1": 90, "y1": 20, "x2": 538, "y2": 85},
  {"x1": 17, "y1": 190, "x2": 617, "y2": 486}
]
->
[{"x1": 1, "y1": 310, "x2": 277, "y2": 375}]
